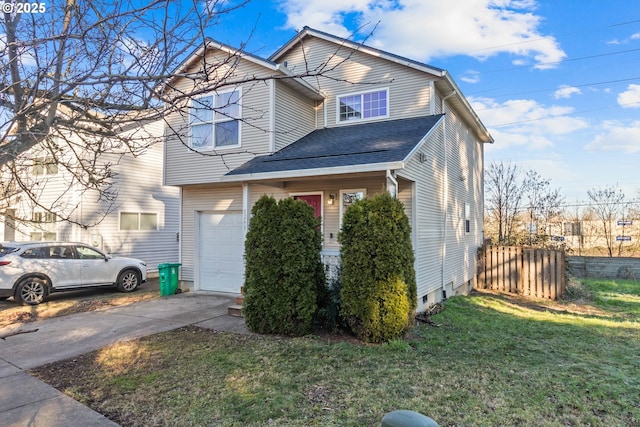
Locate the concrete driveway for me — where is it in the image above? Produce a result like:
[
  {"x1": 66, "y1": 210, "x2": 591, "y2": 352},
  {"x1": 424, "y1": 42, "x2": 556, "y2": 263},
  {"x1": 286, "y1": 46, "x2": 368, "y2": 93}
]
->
[{"x1": 0, "y1": 291, "x2": 246, "y2": 426}]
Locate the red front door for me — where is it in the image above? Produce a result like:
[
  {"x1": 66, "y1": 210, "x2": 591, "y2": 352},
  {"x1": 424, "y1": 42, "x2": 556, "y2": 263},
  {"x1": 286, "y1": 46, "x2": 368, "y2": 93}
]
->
[{"x1": 294, "y1": 194, "x2": 322, "y2": 218}]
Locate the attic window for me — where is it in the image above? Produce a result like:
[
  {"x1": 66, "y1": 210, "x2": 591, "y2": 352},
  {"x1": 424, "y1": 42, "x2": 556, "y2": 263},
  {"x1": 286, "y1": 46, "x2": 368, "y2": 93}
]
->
[{"x1": 338, "y1": 89, "x2": 388, "y2": 122}]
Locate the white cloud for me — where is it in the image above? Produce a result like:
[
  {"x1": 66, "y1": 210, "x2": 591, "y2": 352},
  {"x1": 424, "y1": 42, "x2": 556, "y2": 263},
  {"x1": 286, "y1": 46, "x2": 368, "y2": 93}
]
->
[
  {"x1": 632, "y1": 33, "x2": 640, "y2": 40},
  {"x1": 460, "y1": 70, "x2": 480, "y2": 84},
  {"x1": 586, "y1": 121, "x2": 640, "y2": 153},
  {"x1": 279, "y1": 0, "x2": 566, "y2": 68},
  {"x1": 554, "y1": 85, "x2": 581, "y2": 99},
  {"x1": 617, "y1": 84, "x2": 640, "y2": 108},
  {"x1": 470, "y1": 96, "x2": 588, "y2": 149}
]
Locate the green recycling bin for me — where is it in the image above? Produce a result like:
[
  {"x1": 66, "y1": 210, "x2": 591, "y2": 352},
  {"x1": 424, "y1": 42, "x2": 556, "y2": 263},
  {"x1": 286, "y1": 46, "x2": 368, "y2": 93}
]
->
[{"x1": 158, "y1": 263, "x2": 181, "y2": 296}]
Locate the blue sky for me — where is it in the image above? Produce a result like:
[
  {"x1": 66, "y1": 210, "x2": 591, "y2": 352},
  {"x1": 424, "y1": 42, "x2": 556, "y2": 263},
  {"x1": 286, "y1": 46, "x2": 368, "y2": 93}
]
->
[{"x1": 208, "y1": 0, "x2": 640, "y2": 204}]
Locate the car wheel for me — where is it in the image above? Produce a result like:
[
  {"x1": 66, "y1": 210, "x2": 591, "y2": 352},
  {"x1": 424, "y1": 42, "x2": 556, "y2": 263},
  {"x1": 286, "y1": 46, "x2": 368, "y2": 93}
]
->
[
  {"x1": 15, "y1": 277, "x2": 48, "y2": 305},
  {"x1": 117, "y1": 269, "x2": 140, "y2": 292}
]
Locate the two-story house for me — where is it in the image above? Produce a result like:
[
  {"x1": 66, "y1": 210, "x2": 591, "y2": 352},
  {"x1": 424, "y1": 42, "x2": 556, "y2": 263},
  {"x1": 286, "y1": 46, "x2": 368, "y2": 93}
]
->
[
  {"x1": 1, "y1": 118, "x2": 180, "y2": 275},
  {"x1": 163, "y1": 27, "x2": 493, "y2": 310}
]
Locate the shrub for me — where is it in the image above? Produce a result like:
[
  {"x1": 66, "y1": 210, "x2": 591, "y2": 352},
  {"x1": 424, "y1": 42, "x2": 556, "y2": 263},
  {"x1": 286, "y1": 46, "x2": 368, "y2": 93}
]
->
[
  {"x1": 314, "y1": 270, "x2": 347, "y2": 332},
  {"x1": 243, "y1": 195, "x2": 324, "y2": 336},
  {"x1": 339, "y1": 193, "x2": 416, "y2": 343}
]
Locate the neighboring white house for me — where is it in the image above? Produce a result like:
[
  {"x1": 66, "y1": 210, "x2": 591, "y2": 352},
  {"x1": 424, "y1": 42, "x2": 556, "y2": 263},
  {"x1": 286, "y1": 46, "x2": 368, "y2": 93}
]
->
[
  {"x1": 1, "y1": 119, "x2": 180, "y2": 274},
  {"x1": 162, "y1": 27, "x2": 493, "y2": 310}
]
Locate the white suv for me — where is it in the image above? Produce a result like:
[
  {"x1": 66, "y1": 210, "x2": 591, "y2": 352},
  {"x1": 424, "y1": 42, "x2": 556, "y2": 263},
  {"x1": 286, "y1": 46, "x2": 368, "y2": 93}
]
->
[{"x1": 0, "y1": 241, "x2": 147, "y2": 305}]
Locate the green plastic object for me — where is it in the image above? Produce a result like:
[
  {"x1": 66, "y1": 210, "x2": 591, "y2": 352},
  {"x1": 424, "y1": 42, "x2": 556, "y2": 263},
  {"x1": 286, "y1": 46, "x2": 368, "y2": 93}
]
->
[
  {"x1": 381, "y1": 410, "x2": 439, "y2": 427},
  {"x1": 158, "y1": 263, "x2": 181, "y2": 296}
]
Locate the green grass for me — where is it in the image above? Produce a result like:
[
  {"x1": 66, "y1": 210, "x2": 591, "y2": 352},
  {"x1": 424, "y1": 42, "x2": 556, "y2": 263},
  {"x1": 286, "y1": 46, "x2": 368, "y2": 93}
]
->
[
  {"x1": 581, "y1": 278, "x2": 640, "y2": 318},
  {"x1": 31, "y1": 279, "x2": 640, "y2": 426}
]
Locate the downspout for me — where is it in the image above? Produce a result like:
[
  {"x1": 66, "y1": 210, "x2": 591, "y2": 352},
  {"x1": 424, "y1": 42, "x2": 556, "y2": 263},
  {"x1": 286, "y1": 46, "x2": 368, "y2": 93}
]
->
[
  {"x1": 323, "y1": 96, "x2": 328, "y2": 128},
  {"x1": 268, "y1": 79, "x2": 275, "y2": 153},
  {"x1": 386, "y1": 169, "x2": 398, "y2": 198},
  {"x1": 441, "y1": 91, "x2": 456, "y2": 299}
]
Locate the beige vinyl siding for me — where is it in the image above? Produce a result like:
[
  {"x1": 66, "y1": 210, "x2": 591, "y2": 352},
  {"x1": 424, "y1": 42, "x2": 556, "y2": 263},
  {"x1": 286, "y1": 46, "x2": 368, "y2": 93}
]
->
[
  {"x1": 398, "y1": 126, "x2": 446, "y2": 302},
  {"x1": 246, "y1": 175, "x2": 387, "y2": 250},
  {"x1": 274, "y1": 81, "x2": 317, "y2": 150},
  {"x1": 278, "y1": 37, "x2": 435, "y2": 128},
  {"x1": 180, "y1": 184, "x2": 243, "y2": 281},
  {"x1": 399, "y1": 101, "x2": 484, "y2": 305},
  {"x1": 441, "y1": 108, "x2": 484, "y2": 289},
  {"x1": 164, "y1": 51, "x2": 274, "y2": 186}
]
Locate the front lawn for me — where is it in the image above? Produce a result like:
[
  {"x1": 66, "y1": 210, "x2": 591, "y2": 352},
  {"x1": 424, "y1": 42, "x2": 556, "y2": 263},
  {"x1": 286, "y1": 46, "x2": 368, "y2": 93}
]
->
[{"x1": 31, "y1": 279, "x2": 640, "y2": 426}]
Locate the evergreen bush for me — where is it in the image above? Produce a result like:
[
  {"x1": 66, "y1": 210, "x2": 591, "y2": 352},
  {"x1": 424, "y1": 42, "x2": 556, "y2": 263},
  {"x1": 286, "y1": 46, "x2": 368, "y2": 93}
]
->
[
  {"x1": 243, "y1": 195, "x2": 324, "y2": 336},
  {"x1": 338, "y1": 192, "x2": 416, "y2": 343}
]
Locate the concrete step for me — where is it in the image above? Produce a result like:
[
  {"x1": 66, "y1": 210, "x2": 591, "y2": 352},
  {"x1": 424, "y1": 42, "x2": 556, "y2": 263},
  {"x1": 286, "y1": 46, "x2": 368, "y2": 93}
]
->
[{"x1": 228, "y1": 304, "x2": 243, "y2": 317}]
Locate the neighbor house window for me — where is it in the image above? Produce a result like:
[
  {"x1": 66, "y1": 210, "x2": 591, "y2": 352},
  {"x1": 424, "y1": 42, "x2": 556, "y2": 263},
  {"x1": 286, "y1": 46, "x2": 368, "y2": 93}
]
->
[
  {"x1": 30, "y1": 211, "x2": 57, "y2": 240},
  {"x1": 190, "y1": 90, "x2": 241, "y2": 150},
  {"x1": 120, "y1": 212, "x2": 158, "y2": 231},
  {"x1": 464, "y1": 203, "x2": 471, "y2": 234},
  {"x1": 31, "y1": 212, "x2": 56, "y2": 224},
  {"x1": 32, "y1": 157, "x2": 58, "y2": 176},
  {"x1": 338, "y1": 89, "x2": 388, "y2": 122}
]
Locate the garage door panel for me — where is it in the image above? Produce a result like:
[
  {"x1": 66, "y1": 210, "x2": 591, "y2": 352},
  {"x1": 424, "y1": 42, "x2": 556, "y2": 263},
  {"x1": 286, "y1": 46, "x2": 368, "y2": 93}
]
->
[{"x1": 198, "y1": 212, "x2": 244, "y2": 293}]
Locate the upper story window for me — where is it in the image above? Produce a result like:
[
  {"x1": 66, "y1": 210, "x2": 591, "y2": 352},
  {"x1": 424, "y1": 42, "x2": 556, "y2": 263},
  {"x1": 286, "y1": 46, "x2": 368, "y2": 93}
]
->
[
  {"x1": 190, "y1": 90, "x2": 241, "y2": 150},
  {"x1": 32, "y1": 157, "x2": 58, "y2": 176},
  {"x1": 337, "y1": 89, "x2": 388, "y2": 122}
]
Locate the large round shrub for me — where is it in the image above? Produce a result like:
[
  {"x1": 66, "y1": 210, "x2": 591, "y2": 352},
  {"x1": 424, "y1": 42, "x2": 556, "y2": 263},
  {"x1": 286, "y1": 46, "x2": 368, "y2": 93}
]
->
[
  {"x1": 338, "y1": 192, "x2": 416, "y2": 343},
  {"x1": 243, "y1": 195, "x2": 324, "y2": 336}
]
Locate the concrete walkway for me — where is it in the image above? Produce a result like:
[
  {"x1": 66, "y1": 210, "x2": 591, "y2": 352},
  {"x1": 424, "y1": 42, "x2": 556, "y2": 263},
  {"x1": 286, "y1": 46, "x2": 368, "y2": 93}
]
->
[{"x1": 0, "y1": 292, "x2": 247, "y2": 427}]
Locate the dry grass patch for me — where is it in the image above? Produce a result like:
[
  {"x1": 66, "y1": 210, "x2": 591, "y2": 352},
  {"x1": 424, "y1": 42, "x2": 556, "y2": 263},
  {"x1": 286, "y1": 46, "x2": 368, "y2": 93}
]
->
[
  {"x1": 31, "y1": 279, "x2": 640, "y2": 426},
  {"x1": 0, "y1": 283, "x2": 160, "y2": 328}
]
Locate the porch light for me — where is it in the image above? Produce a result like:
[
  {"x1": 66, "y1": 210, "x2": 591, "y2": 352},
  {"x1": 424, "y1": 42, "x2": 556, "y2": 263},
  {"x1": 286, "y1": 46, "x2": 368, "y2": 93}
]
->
[{"x1": 328, "y1": 194, "x2": 336, "y2": 205}]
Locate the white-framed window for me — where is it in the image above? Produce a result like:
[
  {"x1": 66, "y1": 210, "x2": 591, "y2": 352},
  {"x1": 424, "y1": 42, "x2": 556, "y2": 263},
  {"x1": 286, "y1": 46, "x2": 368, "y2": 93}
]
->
[
  {"x1": 31, "y1": 212, "x2": 56, "y2": 224},
  {"x1": 464, "y1": 203, "x2": 471, "y2": 234},
  {"x1": 339, "y1": 189, "x2": 367, "y2": 228},
  {"x1": 32, "y1": 157, "x2": 58, "y2": 176},
  {"x1": 337, "y1": 88, "x2": 388, "y2": 122},
  {"x1": 30, "y1": 211, "x2": 57, "y2": 240},
  {"x1": 120, "y1": 212, "x2": 158, "y2": 231},
  {"x1": 190, "y1": 89, "x2": 241, "y2": 150}
]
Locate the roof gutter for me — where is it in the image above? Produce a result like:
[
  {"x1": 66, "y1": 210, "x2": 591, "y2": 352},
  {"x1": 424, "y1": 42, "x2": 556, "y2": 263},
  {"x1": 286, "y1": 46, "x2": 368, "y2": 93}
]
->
[{"x1": 221, "y1": 161, "x2": 406, "y2": 183}]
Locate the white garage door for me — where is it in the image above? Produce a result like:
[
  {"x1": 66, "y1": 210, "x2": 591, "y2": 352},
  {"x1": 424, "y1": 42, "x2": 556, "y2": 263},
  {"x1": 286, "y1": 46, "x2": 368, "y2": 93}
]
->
[{"x1": 198, "y1": 212, "x2": 244, "y2": 293}]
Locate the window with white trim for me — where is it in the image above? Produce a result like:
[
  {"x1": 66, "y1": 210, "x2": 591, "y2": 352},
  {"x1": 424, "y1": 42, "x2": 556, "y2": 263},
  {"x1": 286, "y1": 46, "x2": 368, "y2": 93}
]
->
[
  {"x1": 30, "y1": 211, "x2": 57, "y2": 240},
  {"x1": 120, "y1": 212, "x2": 158, "y2": 231},
  {"x1": 32, "y1": 157, "x2": 58, "y2": 176},
  {"x1": 337, "y1": 89, "x2": 388, "y2": 122},
  {"x1": 464, "y1": 203, "x2": 471, "y2": 234},
  {"x1": 339, "y1": 189, "x2": 366, "y2": 228},
  {"x1": 190, "y1": 90, "x2": 241, "y2": 150}
]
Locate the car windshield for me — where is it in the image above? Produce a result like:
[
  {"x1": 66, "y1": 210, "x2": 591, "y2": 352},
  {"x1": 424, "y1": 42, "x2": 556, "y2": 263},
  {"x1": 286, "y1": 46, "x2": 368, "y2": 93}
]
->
[{"x1": 0, "y1": 245, "x2": 18, "y2": 257}]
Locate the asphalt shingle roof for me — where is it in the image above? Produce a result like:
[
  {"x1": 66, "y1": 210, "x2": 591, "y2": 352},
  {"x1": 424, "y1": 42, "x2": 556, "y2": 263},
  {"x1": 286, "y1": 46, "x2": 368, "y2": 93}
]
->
[{"x1": 225, "y1": 115, "x2": 444, "y2": 177}]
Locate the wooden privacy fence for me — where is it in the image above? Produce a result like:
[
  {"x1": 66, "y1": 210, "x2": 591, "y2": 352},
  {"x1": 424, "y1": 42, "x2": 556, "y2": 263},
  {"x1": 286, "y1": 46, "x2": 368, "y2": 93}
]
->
[{"x1": 476, "y1": 246, "x2": 565, "y2": 300}]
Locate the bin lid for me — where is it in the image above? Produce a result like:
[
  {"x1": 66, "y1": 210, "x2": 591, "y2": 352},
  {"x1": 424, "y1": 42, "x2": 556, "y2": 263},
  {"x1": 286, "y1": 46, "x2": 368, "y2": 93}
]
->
[{"x1": 158, "y1": 263, "x2": 181, "y2": 268}]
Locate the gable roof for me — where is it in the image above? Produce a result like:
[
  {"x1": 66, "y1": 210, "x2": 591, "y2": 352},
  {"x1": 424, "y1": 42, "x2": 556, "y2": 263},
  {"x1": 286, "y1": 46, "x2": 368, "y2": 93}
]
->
[
  {"x1": 161, "y1": 38, "x2": 323, "y2": 101},
  {"x1": 270, "y1": 26, "x2": 445, "y2": 77},
  {"x1": 223, "y1": 115, "x2": 444, "y2": 182},
  {"x1": 270, "y1": 27, "x2": 493, "y2": 144}
]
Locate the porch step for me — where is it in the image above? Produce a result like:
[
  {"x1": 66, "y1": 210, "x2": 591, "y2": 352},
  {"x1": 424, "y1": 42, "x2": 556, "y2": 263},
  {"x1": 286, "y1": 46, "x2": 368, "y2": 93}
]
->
[
  {"x1": 228, "y1": 291, "x2": 245, "y2": 317},
  {"x1": 228, "y1": 304, "x2": 243, "y2": 317}
]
